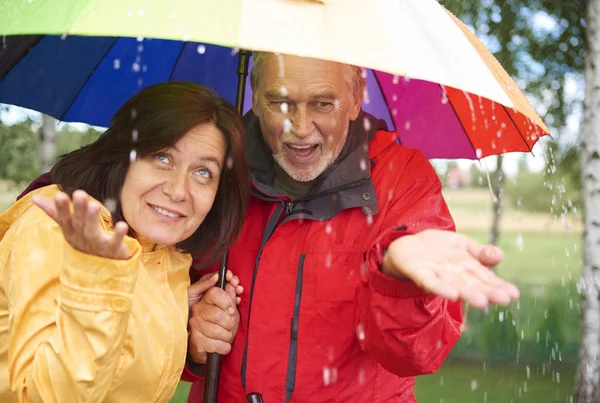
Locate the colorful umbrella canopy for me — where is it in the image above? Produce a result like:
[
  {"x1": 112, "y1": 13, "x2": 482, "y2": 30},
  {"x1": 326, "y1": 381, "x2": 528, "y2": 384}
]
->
[{"x1": 0, "y1": 0, "x2": 549, "y2": 159}]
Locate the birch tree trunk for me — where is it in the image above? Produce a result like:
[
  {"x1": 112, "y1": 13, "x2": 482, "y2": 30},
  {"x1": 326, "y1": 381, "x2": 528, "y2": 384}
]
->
[
  {"x1": 40, "y1": 114, "x2": 56, "y2": 173},
  {"x1": 489, "y1": 155, "x2": 504, "y2": 246},
  {"x1": 575, "y1": 0, "x2": 600, "y2": 400}
]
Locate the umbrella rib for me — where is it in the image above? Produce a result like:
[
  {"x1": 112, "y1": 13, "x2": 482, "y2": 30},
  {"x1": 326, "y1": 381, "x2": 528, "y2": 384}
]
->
[
  {"x1": 370, "y1": 70, "x2": 396, "y2": 133},
  {"x1": 443, "y1": 86, "x2": 479, "y2": 160},
  {"x1": 501, "y1": 104, "x2": 535, "y2": 155},
  {"x1": 167, "y1": 41, "x2": 187, "y2": 81},
  {"x1": 0, "y1": 35, "x2": 45, "y2": 81},
  {"x1": 59, "y1": 37, "x2": 120, "y2": 122}
]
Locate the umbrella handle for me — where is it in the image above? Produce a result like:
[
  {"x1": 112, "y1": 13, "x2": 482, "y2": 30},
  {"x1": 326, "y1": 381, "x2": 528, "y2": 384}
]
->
[
  {"x1": 246, "y1": 393, "x2": 265, "y2": 402},
  {"x1": 202, "y1": 253, "x2": 228, "y2": 403}
]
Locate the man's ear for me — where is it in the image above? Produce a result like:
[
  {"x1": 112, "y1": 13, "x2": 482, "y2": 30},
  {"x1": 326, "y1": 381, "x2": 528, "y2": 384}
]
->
[
  {"x1": 349, "y1": 81, "x2": 364, "y2": 120},
  {"x1": 251, "y1": 79, "x2": 259, "y2": 116}
]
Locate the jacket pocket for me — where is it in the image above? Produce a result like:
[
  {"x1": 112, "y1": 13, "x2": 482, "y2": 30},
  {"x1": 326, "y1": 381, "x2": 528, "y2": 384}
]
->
[{"x1": 308, "y1": 253, "x2": 363, "y2": 302}]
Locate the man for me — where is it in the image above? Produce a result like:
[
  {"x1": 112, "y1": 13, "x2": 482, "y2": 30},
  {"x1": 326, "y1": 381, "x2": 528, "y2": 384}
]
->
[{"x1": 183, "y1": 53, "x2": 519, "y2": 402}]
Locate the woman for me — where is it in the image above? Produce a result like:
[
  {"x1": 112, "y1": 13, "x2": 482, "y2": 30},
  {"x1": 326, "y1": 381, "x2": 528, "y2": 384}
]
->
[{"x1": 0, "y1": 82, "x2": 249, "y2": 402}]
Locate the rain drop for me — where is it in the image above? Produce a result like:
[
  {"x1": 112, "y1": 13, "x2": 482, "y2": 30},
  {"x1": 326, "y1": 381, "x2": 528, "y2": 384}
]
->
[
  {"x1": 516, "y1": 234, "x2": 524, "y2": 250},
  {"x1": 197, "y1": 44, "x2": 206, "y2": 54},
  {"x1": 132, "y1": 62, "x2": 141, "y2": 72},
  {"x1": 61, "y1": 33, "x2": 68, "y2": 40},
  {"x1": 470, "y1": 380, "x2": 478, "y2": 391},
  {"x1": 327, "y1": 346, "x2": 335, "y2": 362},
  {"x1": 392, "y1": 109, "x2": 398, "y2": 116},
  {"x1": 280, "y1": 86, "x2": 288, "y2": 96},
  {"x1": 475, "y1": 148, "x2": 483, "y2": 159},
  {"x1": 283, "y1": 119, "x2": 292, "y2": 133},
  {"x1": 392, "y1": 75, "x2": 400, "y2": 84},
  {"x1": 325, "y1": 253, "x2": 332, "y2": 268},
  {"x1": 366, "y1": 214, "x2": 373, "y2": 226},
  {"x1": 136, "y1": 36, "x2": 144, "y2": 42},
  {"x1": 132, "y1": 129, "x2": 138, "y2": 142},
  {"x1": 137, "y1": 44, "x2": 144, "y2": 52},
  {"x1": 323, "y1": 367, "x2": 331, "y2": 386},
  {"x1": 358, "y1": 368, "x2": 366, "y2": 385},
  {"x1": 325, "y1": 224, "x2": 332, "y2": 234},
  {"x1": 226, "y1": 156, "x2": 234, "y2": 169},
  {"x1": 356, "y1": 323, "x2": 365, "y2": 341},
  {"x1": 392, "y1": 94, "x2": 398, "y2": 102},
  {"x1": 498, "y1": 311, "x2": 504, "y2": 322},
  {"x1": 281, "y1": 102, "x2": 289, "y2": 114},
  {"x1": 363, "y1": 117, "x2": 371, "y2": 132},
  {"x1": 104, "y1": 198, "x2": 117, "y2": 213},
  {"x1": 359, "y1": 159, "x2": 368, "y2": 171},
  {"x1": 113, "y1": 59, "x2": 121, "y2": 69},
  {"x1": 129, "y1": 150, "x2": 137, "y2": 162},
  {"x1": 404, "y1": 121, "x2": 411, "y2": 130},
  {"x1": 131, "y1": 108, "x2": 138, "y2": 120}
]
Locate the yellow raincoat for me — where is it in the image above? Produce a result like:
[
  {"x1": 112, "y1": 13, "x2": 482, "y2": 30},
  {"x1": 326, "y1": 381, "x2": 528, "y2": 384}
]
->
[{"x1": 0, "y1": 185, "x2": 192, "y2": 402}]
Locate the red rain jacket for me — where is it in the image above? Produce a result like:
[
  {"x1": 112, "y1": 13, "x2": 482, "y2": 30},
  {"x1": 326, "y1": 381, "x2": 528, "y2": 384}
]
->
[{"x1": 183, "y1": 112, "x2": 463, "y2": 403}]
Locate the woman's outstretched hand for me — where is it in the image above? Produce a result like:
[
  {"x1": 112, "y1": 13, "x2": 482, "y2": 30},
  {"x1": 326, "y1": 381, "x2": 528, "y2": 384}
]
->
[{"x1": 33, "y1": 190, "x2": 130, "y2": 260}]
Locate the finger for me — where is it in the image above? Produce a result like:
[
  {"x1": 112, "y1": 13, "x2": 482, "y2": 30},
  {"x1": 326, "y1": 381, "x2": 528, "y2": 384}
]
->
[
  {"x1": 228, "y1": 275, "x2": 240, "y2": 288},
  {"x1": 188, "y1": 272, "x2": 219, "y2": 298},
  {"x1": 54, "y1": 192, "x2": 74, "y2": 231},
  {"x1": 467, "y1": 264, "x2": 520, "y2": 300},
  {"x1": 437, "y1": 266, "x2": 489, "y2": 309},
  {"x1": 199, "y1": 339, "x2": 232, "y2": 356},
  {"x1": 204, "y1": 287, "x2": 235, "y2": 315},
  {"x1": 457, "y1": 235, "x2": 504, "y2": 267},
  {"x1": 83, "y1": 201, "x2": 102, "y2": 244},
  {"x1": 71, "y1": 190, "x2": 88, "y2": 235},
  {"x1": 191, "y1": 303, "x2": 235, "y2": 331},
  {"x1": 236, "y1": 296, "x2": 242, "y2": 305},
  {"x1": 235, "y1": 285, "x2": 244, "y2": 296},
  {"x1": 412, "y1": 268, "x2": 459, "y2": 301},
  {"x1": 225, "y1": 283, "x2": 237, "y2": 305},
  {"x1": 193, "y1": 319, "x2": 233, "y2": 342},
  {"x1": 32, "y1": 195, "x2": 59, "y2": 222},
  {"x1": 110, "y1": 221, "x2": 130, "y2": 259},
  {"x1": 225, "y1": 270, "x2": 234, "y2": 282}
]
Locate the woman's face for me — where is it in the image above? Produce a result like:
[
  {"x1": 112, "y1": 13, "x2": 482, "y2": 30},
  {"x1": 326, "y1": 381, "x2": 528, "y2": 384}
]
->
[{"x1": 120, "y1": 123, "x2": 227, "y2": 246}]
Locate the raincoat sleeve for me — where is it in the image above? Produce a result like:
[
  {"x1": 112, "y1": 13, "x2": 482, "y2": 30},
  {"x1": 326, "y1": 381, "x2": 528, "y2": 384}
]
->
[
  {"x1": 356, "y1": 150, "x2": 463, "y2": 377},
  {"x1": 5, "y1": 221, "x2": 141, "y2": 403}
]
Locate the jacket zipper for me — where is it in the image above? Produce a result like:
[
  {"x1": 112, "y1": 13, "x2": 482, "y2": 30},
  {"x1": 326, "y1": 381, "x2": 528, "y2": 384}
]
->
[{"x1": 285, "y1": 254, "x2": 305, "y2": 402}]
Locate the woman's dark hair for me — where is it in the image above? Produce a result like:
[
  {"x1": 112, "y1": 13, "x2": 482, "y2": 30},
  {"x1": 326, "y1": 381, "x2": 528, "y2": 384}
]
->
[{"x1": 53, "y1": 82, "x2": 249, "y2": 265}]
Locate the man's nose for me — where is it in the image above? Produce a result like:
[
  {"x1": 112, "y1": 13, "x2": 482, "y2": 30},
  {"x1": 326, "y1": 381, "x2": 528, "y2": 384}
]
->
[{"x1": 290, "y1": 105, "x2": 315, "y2": 138}]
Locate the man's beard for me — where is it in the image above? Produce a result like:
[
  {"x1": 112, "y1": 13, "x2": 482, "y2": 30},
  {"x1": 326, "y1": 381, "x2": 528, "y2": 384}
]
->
[{"x1": 273, "y1": 124, "x2": 348, "y2": 183}]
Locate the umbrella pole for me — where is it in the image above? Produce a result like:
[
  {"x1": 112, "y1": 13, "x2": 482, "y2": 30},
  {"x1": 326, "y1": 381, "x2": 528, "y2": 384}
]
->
[{"x1": 203, "y1": 49, "x2": 252, "y2": 403}]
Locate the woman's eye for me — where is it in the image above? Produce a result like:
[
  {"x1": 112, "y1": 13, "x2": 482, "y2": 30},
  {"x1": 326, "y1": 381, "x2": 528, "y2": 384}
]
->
[
  {"x1": 195, "y1": 168, "x2": 211, "y2": 179},
  {"x1": 155, "y1": 154, "x2": 169, "y2": 164}
]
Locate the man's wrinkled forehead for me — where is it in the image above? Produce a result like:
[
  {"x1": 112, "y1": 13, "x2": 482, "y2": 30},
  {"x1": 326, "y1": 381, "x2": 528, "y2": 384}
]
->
[{"x1": 256, "y1": 53, "x2": 349, "y2": 95}]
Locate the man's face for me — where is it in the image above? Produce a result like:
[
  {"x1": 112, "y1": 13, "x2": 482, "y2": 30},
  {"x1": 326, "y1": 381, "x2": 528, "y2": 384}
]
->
[{"x1": 252, "y1": 54, "x2": 362, "y2": 183}]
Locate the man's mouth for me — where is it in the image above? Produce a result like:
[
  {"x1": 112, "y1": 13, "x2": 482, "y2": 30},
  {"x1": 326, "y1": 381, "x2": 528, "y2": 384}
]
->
[{"x1": 285, "y1": 143, "x2": 320, "y2": 158}]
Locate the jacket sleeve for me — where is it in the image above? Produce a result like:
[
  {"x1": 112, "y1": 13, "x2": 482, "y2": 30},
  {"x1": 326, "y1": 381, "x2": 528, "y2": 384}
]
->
[
  {"x1": 356, "y1": 153, "x2": 463, "y2": 377},
  {"x1": 5, "y1": 222, "x2": 141, "y2": 403}
]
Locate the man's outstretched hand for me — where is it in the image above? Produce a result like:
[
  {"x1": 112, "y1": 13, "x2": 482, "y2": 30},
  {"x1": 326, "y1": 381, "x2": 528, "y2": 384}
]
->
[{"x1": 383, "y1": 229, "x2": 519, "y2": 309}]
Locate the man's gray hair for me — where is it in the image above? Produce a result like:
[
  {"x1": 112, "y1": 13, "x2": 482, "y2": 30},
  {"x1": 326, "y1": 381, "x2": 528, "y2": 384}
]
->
[{"x1": 250, "y1": 51, "x2": 366, "y2": 103}]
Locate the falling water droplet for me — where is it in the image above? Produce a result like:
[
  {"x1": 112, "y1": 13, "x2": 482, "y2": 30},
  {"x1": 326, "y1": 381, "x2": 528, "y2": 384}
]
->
[
  {"x1": 356, "y1": 323, "x2": 365, "y2": 341},
  {"x1": 137, "y1": 44, "x2": 144, "y2": 52},
  {"x1": 283, "y1": 119, "x2": 292, "y2": 132},
  {"x1": 363, "y1": 117, "x2": 371, "y2": 132},
  {"x1": 113, "y1": 59, "x2": 121, "y2": 69},
  {"x1": 136, "y1": 36, "x2": 144, "y2": 42},
  {"x1": 498, "y1": 311, "x2": 505, "y2": 322},
  {"x1": 359, "y1": 159, "x2": 368, "y2": 171},
  {"x1": 323, "y1": 367, "x2": 331, "y2": 386},
  {"x1": 358, "y1": 368, "x2": 366, "y2": 385},
  {"x1": 404, "y1": 121, "x2": 411, "y2": 130},
  {"x1": 132, "y1": 129, "x2": 138, "y2": 142},
  {"x1": 132, "y1": 62, "x2": 141, "y2": 72},
  {"x1": 325, "y1": 224, "x2": 332, "y2": 234},
  {"x1": 129, "y1": 150, "x2": 137, "y2": 162},
  {"x1": 392, "y1": 94, "x2": 398, "y2": 102},
  {"x1": 281, "y1": 102, "x2": 289, "y2": 114},
  {"x1": 470, "y1": 380, "x2": 478, "y2": 391},
  {"x1": 325, "y1": 253, "x2": 332, "y2": 268},
  {"x1": 104, "y1": 198, "x2": 117, "y2": 213},
  {"x1": 392, "y1": 75, "x2": 400, "y2": 84},
  {"x1": 327, "y1": 346, "x2": 335, "y2": 362},
  {"x1": 280, "y1": 86, "x2": 288, "y2": 96},
  {"x1": 197, "y1": 44, "x2": 206, "y2": 54},
  {"x1": 61, "y1": 33, "x2": 68, "y2": 40},
  {"x1": 516, "y1": 234, "x2": 524, "y2": 251},
  {"x1": 226, "y1": 156, "x2": 234, "y2": 169}
]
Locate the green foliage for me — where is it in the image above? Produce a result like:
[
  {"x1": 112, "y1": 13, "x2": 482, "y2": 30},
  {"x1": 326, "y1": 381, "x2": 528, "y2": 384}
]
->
[
  {"x1": 56, "y1": 125, "x2": 102, "y2": 158},
  {"x1": 532, "y1": 300, "x2": 566, "y2": 363},
  {"x1": 480, "y1": 306, "x2": 519, "y2": 362},
  {"x1": 0, "y1": 119, "x2": 41, "y2": 183}
]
